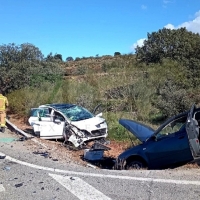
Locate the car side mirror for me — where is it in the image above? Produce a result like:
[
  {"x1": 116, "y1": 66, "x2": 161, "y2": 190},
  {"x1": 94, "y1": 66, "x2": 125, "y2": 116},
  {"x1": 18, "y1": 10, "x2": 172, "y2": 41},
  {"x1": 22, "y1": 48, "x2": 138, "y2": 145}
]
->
[{"x1": 151, "y1": 135, "x2": 157, "y2": 141}]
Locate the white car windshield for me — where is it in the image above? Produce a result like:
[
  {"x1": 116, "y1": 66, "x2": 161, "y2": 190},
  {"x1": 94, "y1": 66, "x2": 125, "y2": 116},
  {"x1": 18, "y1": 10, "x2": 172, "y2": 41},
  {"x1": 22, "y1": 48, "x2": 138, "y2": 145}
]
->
[{"x1": 55, "y1": 105, "x2": 94, "y2": 121}]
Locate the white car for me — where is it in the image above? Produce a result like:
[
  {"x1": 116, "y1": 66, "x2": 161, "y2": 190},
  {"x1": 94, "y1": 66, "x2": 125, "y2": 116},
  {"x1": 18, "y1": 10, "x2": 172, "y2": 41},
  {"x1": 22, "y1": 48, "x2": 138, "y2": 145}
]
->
[{"x1": 28, "y1": 103, "x2": 108, "y2": 147}]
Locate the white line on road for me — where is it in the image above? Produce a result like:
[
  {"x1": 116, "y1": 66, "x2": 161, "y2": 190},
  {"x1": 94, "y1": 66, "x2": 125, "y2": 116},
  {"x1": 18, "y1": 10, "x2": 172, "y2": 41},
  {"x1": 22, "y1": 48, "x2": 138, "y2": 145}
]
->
[
  {"x1": 49, "y1": 173, "x2": 111, "y2": 200},
  {"x1": 0, "y1": 184, "x2": 5, "y2": 192},
  {"x1": 2, "y1": 152, "x2": 200, "y2": 186}
]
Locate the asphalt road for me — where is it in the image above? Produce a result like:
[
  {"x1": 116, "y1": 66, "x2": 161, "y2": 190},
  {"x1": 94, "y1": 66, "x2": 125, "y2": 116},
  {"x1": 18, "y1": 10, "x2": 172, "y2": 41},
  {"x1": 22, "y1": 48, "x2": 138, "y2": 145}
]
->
[{"x1": 0, "y1": 128, "x2": 200, "y2": 200}]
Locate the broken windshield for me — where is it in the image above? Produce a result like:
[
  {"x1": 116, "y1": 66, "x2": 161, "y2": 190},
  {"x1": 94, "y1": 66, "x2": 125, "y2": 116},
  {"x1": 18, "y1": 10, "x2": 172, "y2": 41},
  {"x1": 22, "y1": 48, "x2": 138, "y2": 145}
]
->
[{"x1": 56, "y1": 105, "x2": 94, "y2": 121}]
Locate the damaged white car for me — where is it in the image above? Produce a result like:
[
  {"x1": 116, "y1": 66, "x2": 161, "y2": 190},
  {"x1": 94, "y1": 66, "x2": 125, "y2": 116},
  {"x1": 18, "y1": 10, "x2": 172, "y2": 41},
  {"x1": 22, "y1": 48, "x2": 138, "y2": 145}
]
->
[{"x1": 28, "y1": 103, "x2": 108, "y2": 147}]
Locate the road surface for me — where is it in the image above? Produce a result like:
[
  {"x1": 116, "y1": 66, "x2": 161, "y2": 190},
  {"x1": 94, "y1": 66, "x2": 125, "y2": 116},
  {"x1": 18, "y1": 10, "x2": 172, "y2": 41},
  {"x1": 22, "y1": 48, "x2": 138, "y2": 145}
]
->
[{"x1": 0, "y1": 128, "x2": 200, "y2": 200}]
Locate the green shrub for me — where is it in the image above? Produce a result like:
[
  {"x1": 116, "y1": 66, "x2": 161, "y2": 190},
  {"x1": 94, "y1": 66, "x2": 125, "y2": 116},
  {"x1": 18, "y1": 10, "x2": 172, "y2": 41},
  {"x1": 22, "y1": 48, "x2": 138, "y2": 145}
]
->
[
  {"x1": 154, "y1": 79, "x2": 192, "y2": 118},
  {"x1": 7, "y1": 81, "x2": 63, "y2": 116}
]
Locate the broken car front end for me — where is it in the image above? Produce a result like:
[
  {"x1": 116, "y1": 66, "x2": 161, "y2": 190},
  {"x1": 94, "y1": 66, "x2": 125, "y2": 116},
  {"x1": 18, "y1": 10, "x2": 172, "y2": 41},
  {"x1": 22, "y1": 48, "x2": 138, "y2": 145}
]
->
[{"x1": 28, "y1": 103, "x2": 108, "y2": 147}]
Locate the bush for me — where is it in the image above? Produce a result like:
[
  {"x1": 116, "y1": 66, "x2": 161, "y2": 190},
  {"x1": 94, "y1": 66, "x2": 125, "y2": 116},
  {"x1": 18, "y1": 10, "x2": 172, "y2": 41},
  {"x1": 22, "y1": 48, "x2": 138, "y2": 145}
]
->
[
  {"x1": 154, "y1": 79, "x2": 192, "y2": 118},
  {"x1": 7, "y1": 80, "x2": 64, "y2": 116}
]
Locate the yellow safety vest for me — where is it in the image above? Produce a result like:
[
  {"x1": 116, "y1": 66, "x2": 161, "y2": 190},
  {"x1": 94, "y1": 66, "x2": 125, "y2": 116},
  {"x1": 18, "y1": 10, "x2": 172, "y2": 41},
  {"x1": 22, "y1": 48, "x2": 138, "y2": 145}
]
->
[{"x1": 0, "y1": 94, "x2": 8, "y2": 111}]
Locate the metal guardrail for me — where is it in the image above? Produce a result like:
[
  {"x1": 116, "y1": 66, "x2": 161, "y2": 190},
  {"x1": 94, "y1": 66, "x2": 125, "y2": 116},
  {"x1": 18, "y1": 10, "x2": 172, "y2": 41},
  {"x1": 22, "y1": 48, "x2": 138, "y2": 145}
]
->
[
  {"x1": 6, "y1": 119, "x2": 33, "y2": 139},
  {"x1": 5, "y1": 119, "x2": 48, "y2": 148}
]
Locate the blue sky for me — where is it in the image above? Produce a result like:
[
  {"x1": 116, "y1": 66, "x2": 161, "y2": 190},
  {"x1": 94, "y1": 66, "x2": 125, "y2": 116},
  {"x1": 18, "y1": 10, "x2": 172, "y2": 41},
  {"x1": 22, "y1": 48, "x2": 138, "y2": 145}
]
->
[{"x1": 0, "y1": 0, "x2": 200, "y2": 60}]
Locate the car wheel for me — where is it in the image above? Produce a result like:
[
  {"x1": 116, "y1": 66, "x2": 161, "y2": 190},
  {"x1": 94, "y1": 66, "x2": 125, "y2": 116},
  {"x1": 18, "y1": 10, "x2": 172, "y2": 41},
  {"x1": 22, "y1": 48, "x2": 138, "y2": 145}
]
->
[
  {"x1": 126, "y1": 160, "x2": 146, "y2": 170},
  {"x1": 35, "y1": 131, "x2": 40, "y2": 137}
]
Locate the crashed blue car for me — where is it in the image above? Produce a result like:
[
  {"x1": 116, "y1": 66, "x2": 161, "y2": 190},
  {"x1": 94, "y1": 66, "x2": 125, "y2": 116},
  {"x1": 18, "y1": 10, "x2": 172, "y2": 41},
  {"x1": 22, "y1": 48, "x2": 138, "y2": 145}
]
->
[{"x1": 115, "y1": 105, "x2": 200, "y2": 170}]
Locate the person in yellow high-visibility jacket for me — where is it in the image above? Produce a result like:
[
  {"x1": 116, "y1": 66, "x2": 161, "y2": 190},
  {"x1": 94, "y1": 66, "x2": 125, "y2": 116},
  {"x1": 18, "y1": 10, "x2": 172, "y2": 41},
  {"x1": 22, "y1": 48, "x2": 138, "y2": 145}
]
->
[{"x1": 0, "y1": 89, "x2": 9, "y2": 133}]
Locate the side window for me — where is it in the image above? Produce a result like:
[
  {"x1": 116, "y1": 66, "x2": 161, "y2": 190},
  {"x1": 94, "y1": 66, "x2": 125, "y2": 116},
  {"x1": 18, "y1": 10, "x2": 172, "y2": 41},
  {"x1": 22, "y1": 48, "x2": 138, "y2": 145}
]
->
[
  {"x1": 39, "y1": 109, "x2": 49, "y2": 117},
  {"x1": 158, "y1": 116, "x2": 186, "y2": 139},
  {"x1": 54, "y1": 111, "x2": 65, "y2": 122},
  {"x1": 30, "y1": 108, "x2": 49, "y2": 117}
]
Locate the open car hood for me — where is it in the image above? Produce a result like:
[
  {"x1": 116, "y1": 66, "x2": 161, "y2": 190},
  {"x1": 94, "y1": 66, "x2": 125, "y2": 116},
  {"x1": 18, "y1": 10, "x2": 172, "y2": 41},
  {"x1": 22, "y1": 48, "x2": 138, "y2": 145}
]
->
[{"x1": 119, "y1": 119, "x2": 155, "y2": 142}]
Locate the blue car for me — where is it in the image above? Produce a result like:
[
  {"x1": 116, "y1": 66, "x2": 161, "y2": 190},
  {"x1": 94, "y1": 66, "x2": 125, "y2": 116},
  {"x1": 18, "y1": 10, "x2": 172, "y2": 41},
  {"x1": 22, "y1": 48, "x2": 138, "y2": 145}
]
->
[{"x1": 115, "y1": 104, "x2": 200, "y2": 170}]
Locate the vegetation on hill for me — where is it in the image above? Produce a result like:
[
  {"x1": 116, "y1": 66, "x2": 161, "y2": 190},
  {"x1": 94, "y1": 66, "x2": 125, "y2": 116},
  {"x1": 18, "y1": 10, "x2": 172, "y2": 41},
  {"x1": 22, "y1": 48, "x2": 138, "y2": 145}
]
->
[{"x1": 1, "y1": 27, "x2": 200, "y2": 142}]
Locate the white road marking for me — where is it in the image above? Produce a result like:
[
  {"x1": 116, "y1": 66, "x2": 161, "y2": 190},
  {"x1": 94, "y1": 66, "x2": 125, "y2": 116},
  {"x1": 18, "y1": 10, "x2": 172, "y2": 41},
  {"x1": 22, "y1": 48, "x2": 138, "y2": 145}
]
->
[
  {"x1": 0, "y1": 184, "x2": 5, "y2": 192},
  {"x1": 49, "y1": 173, "x2": 111, "y2": 200},
  {"x1": 1, "y1": 152, "x2": 200, "y2": 186}
]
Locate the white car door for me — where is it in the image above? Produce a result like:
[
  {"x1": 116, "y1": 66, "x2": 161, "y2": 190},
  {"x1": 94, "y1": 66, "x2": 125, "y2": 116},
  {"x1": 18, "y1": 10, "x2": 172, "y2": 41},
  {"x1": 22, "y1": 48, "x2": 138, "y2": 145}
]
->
[
  {"x1": 29, "y1": 108, "x2": 64, "y2": 139},
  {"x1": 38, "y1": 120, "x2": 65, "y2": 139}
]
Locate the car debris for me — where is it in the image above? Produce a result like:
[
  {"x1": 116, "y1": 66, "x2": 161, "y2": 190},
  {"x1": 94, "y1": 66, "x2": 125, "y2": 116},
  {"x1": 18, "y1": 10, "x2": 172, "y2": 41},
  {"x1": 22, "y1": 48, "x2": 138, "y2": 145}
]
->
[
  {"x1": 84, "y1": 149, "x2": 104, "y2": 161},
  {"x1": 4, "y1": 166, "x2": 10, "y2": 171},
  {"x1": 70, "y1": 177, "x2": 75, "y2": 181},
  {"x1": 28, "y1": 103, "x2": 108, "y2": 147},
  {"x1": 86, "y1": 163, "x2": 97, "y2": 169},
  {"x1": 15, "y1": 183, "x2": 23, "y2": 188},
  {"x1": 115, "y1": 104, "x2": 200, "y2": 170},
  {"x1": 0, "y1": 152, "x2": 6, "y2": 159},
  {"x1": 33, "y1": 151, "x2": 49, "y2": 158},
  {"x1": 84, "y1": 142, "x2": 111, "y2": 161},
  {"x1": 17, "y1": 136, "x2": 28, "y2": 141}
]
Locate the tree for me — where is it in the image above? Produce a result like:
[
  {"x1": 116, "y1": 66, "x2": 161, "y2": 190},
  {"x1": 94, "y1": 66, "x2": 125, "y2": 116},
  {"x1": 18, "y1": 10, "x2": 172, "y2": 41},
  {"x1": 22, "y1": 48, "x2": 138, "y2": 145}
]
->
[
  {"x1": 20, "y1": 43, "x2": 44, "y2": 61},
  {"x1": 154, "y1": 79, "x2": 191, "y2": 118},
  {"x1": 114, "y1": 52, "x2": 121, "y2": 56},
  {"x1": 135, "y1": 27, "x2": 200, "y2": 64},
  {"x1": 46, "y1": 52, "x2": 54, "y2": 61},
  {"x1": 66, "y1": 56, "x2": 74, "y2": 61},
  {"x1": 75, "y1": 57, "x2": 81, "y2": 61},
  {"x1": 46, "y1": 53, "x2": 63, "y2": 62},
  {"x1": 54, "y1": 53, "x2": 62, "y2": 61},
  {"x1": 0, "y1": 43, "x2": 64, "y2": 93}
]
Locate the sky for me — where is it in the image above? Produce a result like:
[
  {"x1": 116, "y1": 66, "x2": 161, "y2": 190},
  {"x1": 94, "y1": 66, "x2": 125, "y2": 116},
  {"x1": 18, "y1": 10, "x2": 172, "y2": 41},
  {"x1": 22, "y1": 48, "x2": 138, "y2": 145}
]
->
[{"x1": 0, "y1": 0, "x2": 200, "y2": 60}]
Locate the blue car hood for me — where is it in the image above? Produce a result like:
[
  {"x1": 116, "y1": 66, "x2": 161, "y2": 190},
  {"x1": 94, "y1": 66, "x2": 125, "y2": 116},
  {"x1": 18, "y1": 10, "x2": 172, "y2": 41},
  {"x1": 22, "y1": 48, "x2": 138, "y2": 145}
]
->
[{"x1": 119, "y1": 119, "x2": 155, "y2": 142}]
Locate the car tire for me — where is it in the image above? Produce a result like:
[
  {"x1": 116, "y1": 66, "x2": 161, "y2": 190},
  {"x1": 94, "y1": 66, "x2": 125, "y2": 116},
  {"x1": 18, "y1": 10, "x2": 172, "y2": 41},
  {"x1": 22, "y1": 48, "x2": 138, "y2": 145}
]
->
[
  {"x1": 126, "y1": 160, "x2": 146, "y2": 170},
  {"x1": 35, "y1": 131, "x2": 40, "y2": 137}
]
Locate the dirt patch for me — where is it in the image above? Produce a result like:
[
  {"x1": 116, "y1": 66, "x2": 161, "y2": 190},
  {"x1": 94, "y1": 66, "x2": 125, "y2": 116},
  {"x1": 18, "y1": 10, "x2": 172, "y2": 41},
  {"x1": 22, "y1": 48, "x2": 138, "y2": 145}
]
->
[{"x1": 8, "y1": 114, "x2": 31, "y2": 130}]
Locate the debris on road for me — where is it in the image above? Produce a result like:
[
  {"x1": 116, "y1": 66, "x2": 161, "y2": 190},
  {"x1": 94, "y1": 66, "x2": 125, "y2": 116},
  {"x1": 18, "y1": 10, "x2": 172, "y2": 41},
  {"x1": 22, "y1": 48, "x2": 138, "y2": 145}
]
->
[
  {"x1": 15, "y1": 183, "x2": 23, "y2": 188},
  {"x1": 4, "y1": 166, "x2": 11, "y2": 171},
  {"x1": 84, "y1": 149, "x2": 104, "y2": 161},
  {"x1": 84, "y1": 142, "x2": 111, "y2": 161},
  {"x1": 0, "y1": 152, "x2": 6, "y2": 159},
  {"x1": 86, "y1": 163, "x2": 97, "y2": 169},
  {"x1": 70, "y1": 177, "x2": 75, "y2": 181},
  {"x1": 16, "y1": 136, "x2": 27, "y2": 141},
  {"x1": 33, "y1": 151, "x2": 49, "y2": 158}
]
